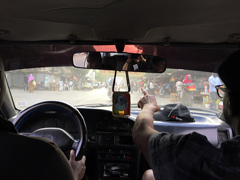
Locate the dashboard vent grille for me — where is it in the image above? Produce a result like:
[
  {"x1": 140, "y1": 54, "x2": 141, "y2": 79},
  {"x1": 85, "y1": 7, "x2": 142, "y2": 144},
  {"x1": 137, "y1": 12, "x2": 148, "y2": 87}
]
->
[{"x1": 217, "y1": 129, "x2": 229, "y2": 145}]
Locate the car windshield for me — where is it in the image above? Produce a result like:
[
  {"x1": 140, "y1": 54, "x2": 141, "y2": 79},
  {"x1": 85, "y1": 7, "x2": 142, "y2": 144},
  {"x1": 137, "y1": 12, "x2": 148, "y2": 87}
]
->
[{"x1": 6, "y1": 67, "x2": 221, "y2": 112}]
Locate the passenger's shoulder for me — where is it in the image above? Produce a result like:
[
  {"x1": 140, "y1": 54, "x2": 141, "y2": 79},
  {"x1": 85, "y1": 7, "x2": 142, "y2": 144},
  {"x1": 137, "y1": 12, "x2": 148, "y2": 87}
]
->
[{"x1": 224, "y1": 135, "x2": 240, "y2": 144}]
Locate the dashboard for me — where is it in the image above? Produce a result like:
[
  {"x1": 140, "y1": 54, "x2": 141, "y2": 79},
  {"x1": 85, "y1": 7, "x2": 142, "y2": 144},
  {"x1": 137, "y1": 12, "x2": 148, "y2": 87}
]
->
[
  {"x1": 15, "y1": 105, "x2": 233, "y2": 180},
  {"x1": 79, "y1": 108, "x2": 139, "y2": 180}
]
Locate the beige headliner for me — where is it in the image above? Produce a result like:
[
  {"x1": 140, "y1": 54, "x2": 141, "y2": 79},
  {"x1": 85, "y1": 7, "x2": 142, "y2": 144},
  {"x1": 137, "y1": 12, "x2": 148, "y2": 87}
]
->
[{"x1": 1, "y1": 0, "x2": 240, "y2": 44}]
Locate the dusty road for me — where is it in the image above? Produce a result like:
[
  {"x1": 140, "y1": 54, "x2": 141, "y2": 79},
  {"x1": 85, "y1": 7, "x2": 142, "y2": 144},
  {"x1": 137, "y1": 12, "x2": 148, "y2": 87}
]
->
[{"x1": 11, "y1": 87, "x2": 174, "y2": 110}]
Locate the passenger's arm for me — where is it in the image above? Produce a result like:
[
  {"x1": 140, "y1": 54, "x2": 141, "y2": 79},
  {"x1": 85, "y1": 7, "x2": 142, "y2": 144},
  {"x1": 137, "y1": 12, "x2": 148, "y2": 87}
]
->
[{"x1": 132, "y1": 88, "x2": 160, "y2": 166}]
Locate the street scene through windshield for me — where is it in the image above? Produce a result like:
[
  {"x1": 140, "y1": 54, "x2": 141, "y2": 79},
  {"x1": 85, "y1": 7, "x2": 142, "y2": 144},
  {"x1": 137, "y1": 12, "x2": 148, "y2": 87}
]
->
[{"x1": 6, "y1": 67, "x2": 222, "y2": 112}]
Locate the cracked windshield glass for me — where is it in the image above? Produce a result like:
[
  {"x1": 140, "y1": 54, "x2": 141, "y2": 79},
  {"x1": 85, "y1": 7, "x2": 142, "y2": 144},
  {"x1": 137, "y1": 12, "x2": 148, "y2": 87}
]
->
[{"x1": 6, "y1": 67, "x2": 222, "y2": 112}]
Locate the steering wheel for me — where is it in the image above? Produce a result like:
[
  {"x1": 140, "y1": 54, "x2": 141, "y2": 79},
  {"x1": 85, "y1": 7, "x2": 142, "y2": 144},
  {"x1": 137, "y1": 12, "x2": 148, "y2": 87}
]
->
[{"x1": 13, "y1": 101, "x2": 87, "y2": 159}]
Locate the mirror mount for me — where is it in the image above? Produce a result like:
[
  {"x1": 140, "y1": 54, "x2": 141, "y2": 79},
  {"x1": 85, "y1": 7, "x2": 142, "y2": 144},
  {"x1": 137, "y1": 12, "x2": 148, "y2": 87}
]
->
[{"x1": 114, "y1": 39, "x2": 126, "y2": 53}]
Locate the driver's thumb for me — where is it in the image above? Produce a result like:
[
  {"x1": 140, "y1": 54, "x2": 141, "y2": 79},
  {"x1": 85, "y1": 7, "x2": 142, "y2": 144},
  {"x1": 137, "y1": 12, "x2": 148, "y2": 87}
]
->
[{"x1": 69, "y1": 150, "x2": 76, "y2": 161}]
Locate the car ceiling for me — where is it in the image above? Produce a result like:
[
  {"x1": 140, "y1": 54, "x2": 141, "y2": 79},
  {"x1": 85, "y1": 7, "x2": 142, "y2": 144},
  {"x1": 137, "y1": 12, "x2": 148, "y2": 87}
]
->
[{"x1": 1, "y1": 0, "x2": 240, "y2": 44}]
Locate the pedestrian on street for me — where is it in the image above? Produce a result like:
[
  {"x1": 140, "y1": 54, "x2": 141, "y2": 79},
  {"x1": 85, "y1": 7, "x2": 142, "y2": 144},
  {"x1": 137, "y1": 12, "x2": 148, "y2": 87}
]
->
[
  {"x1": 24, "y1": 74, "x2": 28, "y2": 91},
  {"x1": 208, "y1": 73, "x2": 222, "y2": 110},
  {"x1": 181, "y1": 74, "x2": 193, "y2": 107}
]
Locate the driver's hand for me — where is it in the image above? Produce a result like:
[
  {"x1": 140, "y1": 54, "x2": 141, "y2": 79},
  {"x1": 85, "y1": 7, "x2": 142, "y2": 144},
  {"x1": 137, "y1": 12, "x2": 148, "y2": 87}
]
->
[
  {"x1": 69, "y1": 150, "x2": 86, "y2": 180},
  {"x1": 138, "y1": 88, "x2": 160, "y2": 112}
]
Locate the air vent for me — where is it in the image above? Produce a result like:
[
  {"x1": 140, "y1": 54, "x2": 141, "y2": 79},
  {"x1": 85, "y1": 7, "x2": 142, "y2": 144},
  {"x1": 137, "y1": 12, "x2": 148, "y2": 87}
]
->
[{"x1": 217, "y1": 129, "x2": 229, "y2": 144}]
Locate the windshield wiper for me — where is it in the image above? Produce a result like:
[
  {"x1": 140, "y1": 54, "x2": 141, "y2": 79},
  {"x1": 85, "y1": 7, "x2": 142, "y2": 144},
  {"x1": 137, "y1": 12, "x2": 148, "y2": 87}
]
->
[
  {"x1": 76, "y1": 103, "x2": 141, "y2": 108},
  {"x1": 76, "y1": 103, "x2": 112, "y2": 107}
]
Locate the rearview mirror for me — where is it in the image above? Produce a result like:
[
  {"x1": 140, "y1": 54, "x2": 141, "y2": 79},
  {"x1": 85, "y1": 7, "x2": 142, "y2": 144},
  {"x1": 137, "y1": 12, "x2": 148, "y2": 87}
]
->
[{"x1": 73, "y1": 52, "x2": 166, "y2": 73}]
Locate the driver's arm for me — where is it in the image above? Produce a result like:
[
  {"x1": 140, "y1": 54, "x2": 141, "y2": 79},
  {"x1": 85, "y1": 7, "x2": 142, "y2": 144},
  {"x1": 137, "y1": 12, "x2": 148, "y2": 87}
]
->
[
  {"x1": 69, "y1": 150, "x2": 86, "y2": 180},
  {"x1": 132, "y1": 88, "x2": 160, "y2": 167}
]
